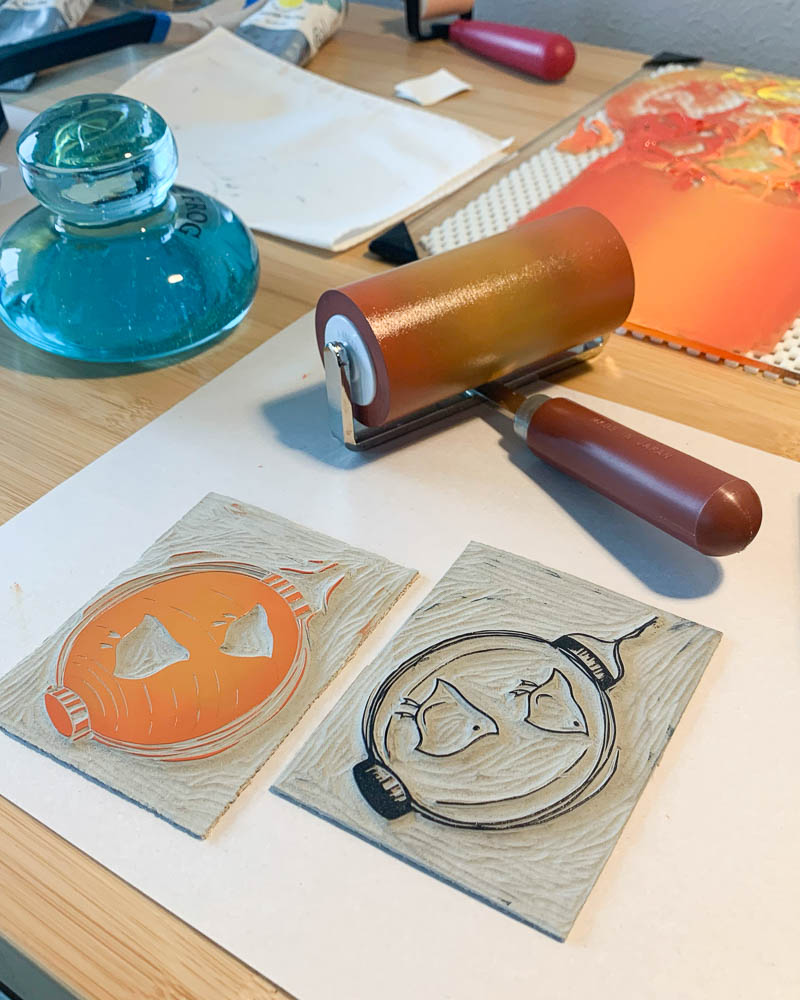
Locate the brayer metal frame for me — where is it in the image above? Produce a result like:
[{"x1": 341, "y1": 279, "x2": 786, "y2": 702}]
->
[{"x1": 324, "y1": 334, "x2": 608, "y2": 450}]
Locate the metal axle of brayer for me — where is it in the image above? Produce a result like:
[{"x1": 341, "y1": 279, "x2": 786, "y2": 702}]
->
[
  {"x1": 323, "y1": 335, "x2": 607, "y2": 451},
  {"x1": 324, "y1": 339, "x2": 762, "y2": 557},
  {"x1": 469, "y1": 381, "x2": 546, "y2": 428}
]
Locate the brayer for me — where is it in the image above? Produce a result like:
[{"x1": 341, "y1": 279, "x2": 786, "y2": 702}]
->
[{"x1": 316, "y1": 207, "x2": 762, "y2": 556}]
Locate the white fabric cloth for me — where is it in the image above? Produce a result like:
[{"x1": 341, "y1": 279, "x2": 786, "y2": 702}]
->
[
  {"x1": 395, "y1": 67, "x2": 472, "y2": 106},
  {"x1": 117, "y1": 29, "x2": 511, "y2": 251}
]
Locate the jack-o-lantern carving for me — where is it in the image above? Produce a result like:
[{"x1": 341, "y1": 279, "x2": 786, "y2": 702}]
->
[
  {"x1": 354, "y1": 619, "x2": 656, "y2": 829},
  {"x1": 43, "y1": 559, "x2": 341, "y2": 761}
]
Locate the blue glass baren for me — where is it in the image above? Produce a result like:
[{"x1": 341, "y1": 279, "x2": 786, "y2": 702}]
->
[{"x1": 0, "y1": 93, "x2": 259, "y2": 361}]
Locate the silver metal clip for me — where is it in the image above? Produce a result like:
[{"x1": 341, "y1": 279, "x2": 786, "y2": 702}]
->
[{"x1": 324, "y1": 341, "x2": 357, "y2": 446}]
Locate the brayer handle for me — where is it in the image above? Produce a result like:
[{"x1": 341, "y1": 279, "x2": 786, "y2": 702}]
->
[
  {"x1": 517, "y1": 396, "x2": 762, "y2": 555},
  {"x1": 447, "y1": 20, "x2": 575, "y2": 82}
]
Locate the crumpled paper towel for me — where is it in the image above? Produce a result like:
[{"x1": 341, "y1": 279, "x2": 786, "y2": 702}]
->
[{"x1": 395, "y1": 68, "x2": 472, "y2": 106}]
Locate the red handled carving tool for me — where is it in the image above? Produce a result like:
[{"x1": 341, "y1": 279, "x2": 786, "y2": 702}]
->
[{"x1": 405, "y1": 0, "x2": 575, "y2": 82}]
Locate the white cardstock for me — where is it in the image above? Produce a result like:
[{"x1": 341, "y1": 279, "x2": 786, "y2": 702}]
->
[{"x1": 0, "y1": 311, "x2": 797, "y2": 1000}]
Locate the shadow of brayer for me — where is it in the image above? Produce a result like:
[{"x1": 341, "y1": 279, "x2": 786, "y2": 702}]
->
[{"x1": 263, "y1": 377, "x2": 724, "y2": 600}]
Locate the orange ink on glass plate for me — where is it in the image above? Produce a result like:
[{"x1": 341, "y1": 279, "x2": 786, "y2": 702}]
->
[
  {"x1": 556, "y1": 116, "x2": 616, "y2": 153},
  {"x1": 525, "y1": 68, "x2": 800, "y2": 359}
]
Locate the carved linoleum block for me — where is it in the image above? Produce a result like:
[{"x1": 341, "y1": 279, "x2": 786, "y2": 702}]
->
[
  {"x1": 274, "y1": 542, "x2": 721, "y2": 939},
  {"x1": 0, "y1": 493, "x2": 416, "y2": 837}
]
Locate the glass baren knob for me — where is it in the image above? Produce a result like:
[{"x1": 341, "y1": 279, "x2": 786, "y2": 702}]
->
[{"x1": 0, "y1": 93, "x2": 259, "y2": 361}]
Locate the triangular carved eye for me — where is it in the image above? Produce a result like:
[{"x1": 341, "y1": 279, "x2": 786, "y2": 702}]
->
[
  {"x1": 513, "y1": 670, "x2": 588, "y2": 735},
  {"x1": 219, "y1": 604, "x2": 274, "y2": 658},
  {"x1": 113, "y1": 614, "x2": 189, "y2": 679}
]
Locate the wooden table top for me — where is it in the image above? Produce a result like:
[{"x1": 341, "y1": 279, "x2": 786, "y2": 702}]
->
[{"x1": 0, "y1": 6, "x2": 797, "y2": 998}]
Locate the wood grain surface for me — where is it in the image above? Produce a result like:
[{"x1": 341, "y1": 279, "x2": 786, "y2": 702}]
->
[{"x1": 0, "y1": 5, "x2": 796, "y2": 997}]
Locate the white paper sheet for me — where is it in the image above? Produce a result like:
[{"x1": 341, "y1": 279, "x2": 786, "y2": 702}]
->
[
  {"x1": 0, "y1": 312, "x2": 797, "y2": 1000},
  {"x1": 115, "y1": 29, "x2": 511, "y2": 251}
]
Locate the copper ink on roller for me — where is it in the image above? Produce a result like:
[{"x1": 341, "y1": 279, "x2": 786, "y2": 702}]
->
[
  {"x1": 318, "y1": 208, "x2": 633, "y2": 427},
  {"x1": 317, "y1": 208, "x2": 762, "y2": 556}
]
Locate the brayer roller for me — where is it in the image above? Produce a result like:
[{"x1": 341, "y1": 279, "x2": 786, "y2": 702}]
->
[{"x1": 316, "y1": 207, "x2": 762, "y2": 556}]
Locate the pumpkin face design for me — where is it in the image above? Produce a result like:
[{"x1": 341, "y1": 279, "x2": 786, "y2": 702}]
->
[
  {"x1": 354, "y1": 620, "x2": 655, "y2": 829},
  {"x1": 43, "y1": 560, "x2": 327, "y2": 761}
]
